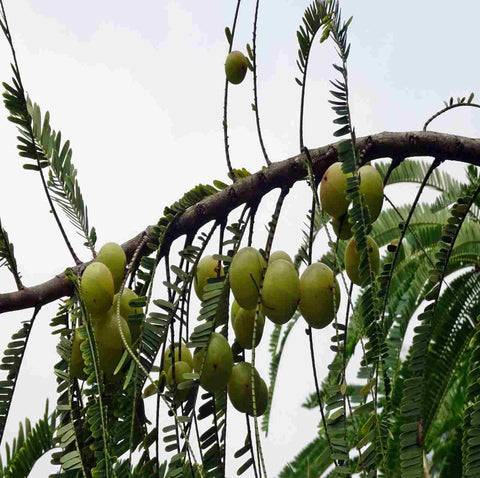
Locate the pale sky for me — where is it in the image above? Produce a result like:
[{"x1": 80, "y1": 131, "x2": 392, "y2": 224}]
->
[{"x1": 0, "y1": 1, "x2": 479, "y2": 476}]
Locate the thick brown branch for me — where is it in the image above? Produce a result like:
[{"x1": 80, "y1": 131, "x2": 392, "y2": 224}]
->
[{"x1": 1, "y1": 130, "x2": 479, "y2": 315}]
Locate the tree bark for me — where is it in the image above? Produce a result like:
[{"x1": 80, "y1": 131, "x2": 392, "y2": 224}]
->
[{"x1": 1, "y1": 130, "x2": 479, "y2": 315}]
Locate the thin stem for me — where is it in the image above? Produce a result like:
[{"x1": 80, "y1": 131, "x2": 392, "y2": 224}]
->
[
  {"x1": 223, "y1": 0, "x2": 243, "y2": 181},
  {"x1": 423, "y1": 101, "x2": 480, "y2": 131},
  {"x1": 251, "y1": 0, "x2": 270, "y2": 165},
  {"x1": 379, "y1": 159, "x2": 441, "y2": 328}
]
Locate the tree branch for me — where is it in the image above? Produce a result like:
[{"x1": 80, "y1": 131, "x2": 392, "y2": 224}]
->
[{"x1": 1, "y1": 130, "x2": 479, "y2": 315}]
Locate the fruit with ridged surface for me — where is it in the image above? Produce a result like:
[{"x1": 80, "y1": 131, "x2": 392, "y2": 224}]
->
[
  {"x1": 163, "y1": 342, "x2": 193, "y2": 371},
  {"x1": 320, "y1": 162, "x2": 350, "y2": 218},
  {"x1": 345, "y1": 236, "x2": 380, "y2": 286},
  {"x1": 229, "y1": 247, "x2": 265, "y2": 310},
  {"x1": 299, "y1": 263, "x2": 341, "y2": 329},
  {"x1": 166, "y1": 360, "x2": 192, "y2": 404},
  {"x1": 70, "y1": 328, "x2": 87, "y2": 380},
  {"x1": 82, "y1": 262, "x2": 114, "y2": 316},
  {"x1": 112, "y1": 287, "x2": 142, "y2": 342},
  {"x1": 233, "y1": 306, "x2": 265, "y2": 349},
  {"x1": 96, "y1": 242, "x2": 126, "y2": 293},
  {"x1": 225, "y1": 51, "x2": 248, "y2": 85},
  {"x1": 262, "y1": 258, "x2": 300, "y2": 324},
  {"x1": 332, "y1": 214, "x2": 353, "y2": 240},
  {"x1": 194, "y1": 255, "x2": 224, "y2": 301},
  {"x1": 227, "y1": 362, "x2": 268, "y2": 416},
  {"x1": 358, "y1": 165, "x2": 384, "y2": 222},
  {"x1": 93, "y1": 309, "x2": 131, "y2": 381},
  {"x1": 269, "y1": 250, "x2": 293, "y2": 265},
  {"x1": 193, "y1": 332, "x2": 233, "y2": 393}
]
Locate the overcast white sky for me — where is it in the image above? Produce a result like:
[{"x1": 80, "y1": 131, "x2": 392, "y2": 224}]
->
[{"x1": 0, "y1": 1, "x2": 479, "y2": 476}]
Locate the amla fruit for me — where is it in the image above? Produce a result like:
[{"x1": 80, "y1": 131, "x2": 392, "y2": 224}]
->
[
  {"x1": 332, "y1": 214, "x2": 353, "y2": 240},
  {"x1": 96, "y1": 242, "x2": 126, "y2": 293},
  {"x1": 233, "y1": 305, "x2": 265, "y2": 349},
  {"x1": 82, "y1": 262, "x2": 114, "y2": 316},
  {"x1": 227, "y1": 362, "x2": 268, "y2": 416},
  {"x1": 193, "y1": 332, "x2": 233, "y2": 393},
  {"x1": 269, "y1": 251, "x2": 293, "y2": 265},
  {"x1": 166, "y1": 360, "x2": 192, "y2": 404},
  {"x1": 299, "y1": 263, "x2": 341, "y2": 329},
  {"x1": 320, "y1": 162, "x2": 350, "y2": 218},
  {"x1": 358, "y1": 165, "x2": 384, "y2": 222},
  {"x1": 230, "y1": 247, "x2": 265, "y2": 310},
  {"x1": 194, "y1": 255, "x2": 223, "y2": 301},
  {"x1": 163, "y1": 342, "x2": 193, "y2": 371},
  {"x1": 93, "y1": 309, "x2": 131, "y2": 381},
  {"x1": 345, "y1": 236, "x2": 380, "y2": 286},
  {"x1": 112, "y1": 287, "x2": 142, "y2": 342},
  {"x1": 262, "y1": 258, "x2": 300, "y2": 324},
  {"x1": 225, "y1": 51, "x2": 248, "y2": 85},
  {"x1": 70, "y1": 328, "x2": 87, "y2": 380}
]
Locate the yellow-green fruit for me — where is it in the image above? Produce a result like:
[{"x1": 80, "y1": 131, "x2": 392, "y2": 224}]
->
[
  {"x1": 320, "y1": 162, "x2": 350, "y2": 218},
  {"x1": 225, "y1": 51, "x2": 248, "y2": 85},
  {"x1": 345, "y1": 236, "x2": 380, "y2": 286},
  {"x1": 70, "y1": 329, "x2": 87, "y2": 380},
  {"x1": 113, "y1": 288, "x2": 142, "y2": 343},
  {"x1": 194, "y1": 255, "x2": 224, "y2": 301},
  {"x1": 227, "y1": 362, "x2": 268, "y2": 416},
  {"x1": 229, "y1": 247, "x2": 265, "y2": 310},
  {"x1": 96, "y1": 242, "x2": 126, "y2": 293},
  {"x1": 332, "y1": 214, "x2": 353, "y2": 240},
  {"x1": 163, "y1": 343, "x2": 193, "y2": 371},
  {"x1": 359, "y1": 165, "x2": 384, "y2": 222},
  {"x1": 93, "y1": 309, "x2": 131, "y2": 380},
  {"x1": 167, "y1": 360, "x2": 192, "y2": 404},
  {"x1": 82, "y1": 262, "x2": 114, "y2": 316},
  {"x1": 193, "y1": 332, "x2": 233, "y2": 393},
  {"x1": 262, "y1": 259, "x2": 300, "y2": 325},
  {"x1": 231, "y1": 300, "x2": 240, "y2": 327},
  {"x1": 233, "y1": 306, "x2": 265, "y2": 349},
  {"x1": 299, "y1": 263, "x2": 341, "y2": 329},
  {"x1": 269, "y1": 251, "x2": 293, "y2": 265}
]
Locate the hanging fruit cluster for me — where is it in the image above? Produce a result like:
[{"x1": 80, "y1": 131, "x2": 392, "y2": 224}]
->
[{"x1": 71, "y1": 242, "x2": 143, "y2": 382}]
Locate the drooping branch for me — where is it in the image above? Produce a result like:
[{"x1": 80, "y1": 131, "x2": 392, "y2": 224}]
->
[{"x1": 1, "y1": 130, "x2": 479, "y2": 315}]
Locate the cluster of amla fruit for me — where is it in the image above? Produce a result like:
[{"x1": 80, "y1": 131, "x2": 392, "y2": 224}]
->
[
  {"x1": 230, "y1": 247, "x2": 340, "y2": 331},
  {"x1": 70, "y1": 242, "x2": 143, "y2": 382},
  {"x1": 320, "y1": 162, "x2": 384, "y2": 286}
]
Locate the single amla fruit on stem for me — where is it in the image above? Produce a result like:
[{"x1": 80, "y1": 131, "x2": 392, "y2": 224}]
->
[
  {"x1": 233, "y1": 305, "x2": 265, "y2": 349},
  {"x1": 96, "y1": 242, "x2": 127, "y2": 294},
  {"x1": 262, "y1": 258, "x2": 300, "y2": 324},
  {"x1": 345, "y1": 236, "x2": 380, "y2": 286},
  {"x1": 166, "y1": 360, "x2": 192, "y2": 404},
  {"x1": 194, "y1": 255, "x2": 224, "y2": 301},
  {"x1": 225, "y1": 51, "x2": 248, "y2": 85},
  {"x1": 93, "y1": 309, "x2": 131, "y2": 381},
  {"x1": 227, "y1": 362, "x2": 268, "y2": 416},
  {"x1": 163, "y1": 342, "x2": 193, "y2": 371},
  {"x1": 299, "y1": 263, "x2": 341, "y2": 329},
  {"x1": 269, "y1": 250, "x2": 293, "y2": 265},
  {"x1": 320, "y1": 162, "x2": 350, "y2": 218},
  {"x1": 112, "y1": 287, "x2": 143, "y2": 343},
  {"x1": 82, "y1": 262, "x2": 114, "y2": 316},
  {"x1": 229, "y1": 247, "x2": 265, "y2": 310},
  {"x1": 332, "y1": 213, "x2": 353, "y2": 240},
  {"x1": 70, "y1": 328, "x2": 87, "y2": 380},
  {"x1": 358, "y1": 164, "x2": 384, "y2": 222},
  {"x1": 193, "y1": 332, "x2": 233, "y2": 393}
]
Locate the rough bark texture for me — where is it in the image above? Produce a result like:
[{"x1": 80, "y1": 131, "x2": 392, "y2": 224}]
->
[{"x1": 1, "y1": 130, "x2": 479, "y2": 314}]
